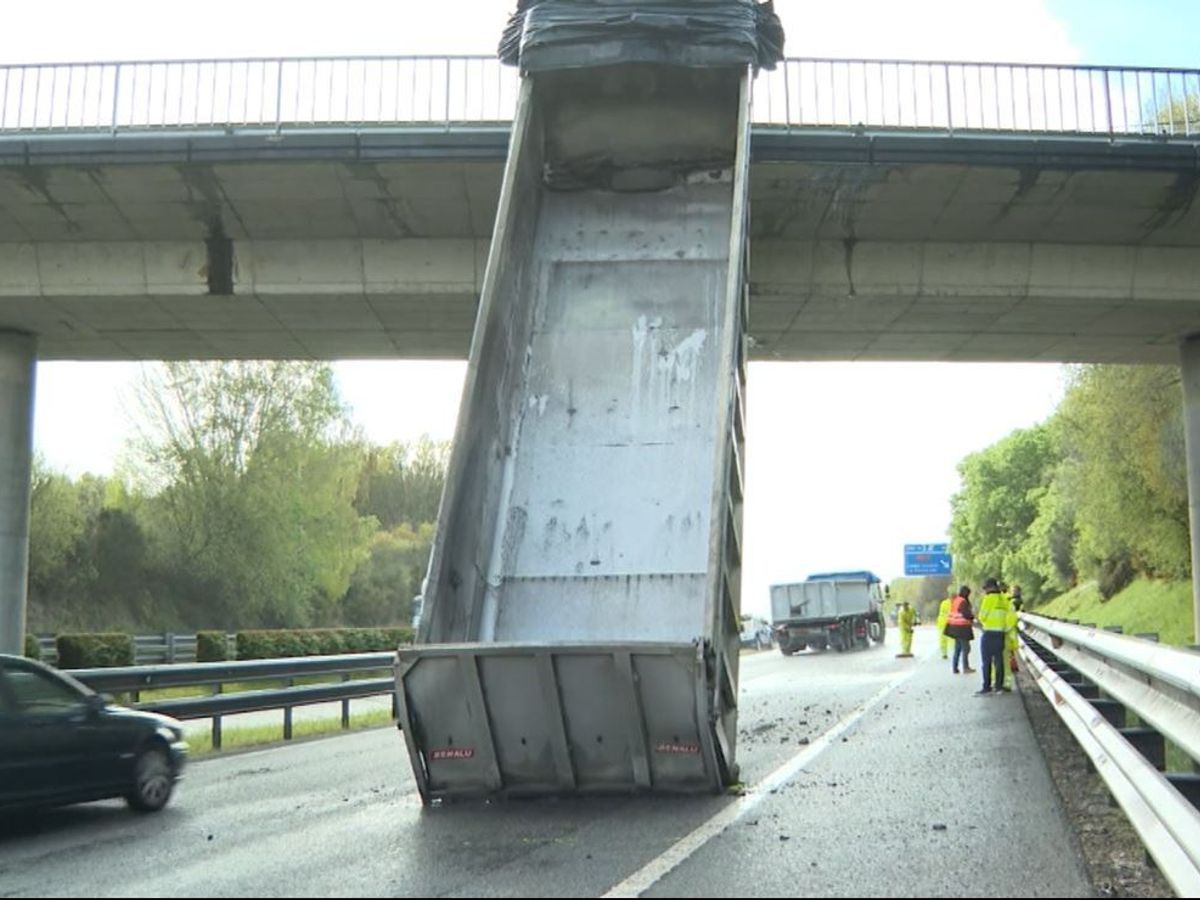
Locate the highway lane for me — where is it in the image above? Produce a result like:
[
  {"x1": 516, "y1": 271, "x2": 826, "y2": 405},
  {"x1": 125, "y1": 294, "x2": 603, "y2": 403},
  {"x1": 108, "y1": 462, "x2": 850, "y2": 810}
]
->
[{"x1": 0, "y1": 630, "x2": 1092, "y2": 898}]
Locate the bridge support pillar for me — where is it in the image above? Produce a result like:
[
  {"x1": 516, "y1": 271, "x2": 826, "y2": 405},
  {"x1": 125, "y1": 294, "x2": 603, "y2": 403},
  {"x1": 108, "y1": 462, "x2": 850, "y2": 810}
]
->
[
  {"x1": 1182, "y1": 337, "x2": 1200, "y2": 645},
  {"x1": 0, "y1": 331, "x2": 36, "y2": 656}
]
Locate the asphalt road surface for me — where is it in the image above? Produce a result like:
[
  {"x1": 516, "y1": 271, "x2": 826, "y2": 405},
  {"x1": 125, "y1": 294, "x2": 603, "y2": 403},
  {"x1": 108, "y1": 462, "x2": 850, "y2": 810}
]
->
[{"x1": 0, "y1": 629, "x2": 1093, "y2": 898}]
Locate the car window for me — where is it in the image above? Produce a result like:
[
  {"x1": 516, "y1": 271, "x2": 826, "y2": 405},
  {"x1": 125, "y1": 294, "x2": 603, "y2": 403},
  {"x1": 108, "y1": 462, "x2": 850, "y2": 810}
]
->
[{"x1": 3, "y1": 667, "x2": 86, "y2": 715}]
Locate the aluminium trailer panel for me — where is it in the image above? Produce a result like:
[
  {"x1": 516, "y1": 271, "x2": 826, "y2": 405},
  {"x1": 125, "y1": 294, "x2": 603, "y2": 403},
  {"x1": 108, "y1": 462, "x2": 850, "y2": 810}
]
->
[
  {"x1": 396, "y1": 642, "x2": 723, "y2": 802},
  {"x1": 398, "y1": 64, "x2": 751, "y2": 802}
]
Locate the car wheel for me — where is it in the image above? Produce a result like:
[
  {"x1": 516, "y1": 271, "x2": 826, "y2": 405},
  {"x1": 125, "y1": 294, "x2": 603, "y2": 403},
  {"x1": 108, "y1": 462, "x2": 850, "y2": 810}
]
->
[{"x1": 127, "y1": 744, "x2": 174, "y2": 813}]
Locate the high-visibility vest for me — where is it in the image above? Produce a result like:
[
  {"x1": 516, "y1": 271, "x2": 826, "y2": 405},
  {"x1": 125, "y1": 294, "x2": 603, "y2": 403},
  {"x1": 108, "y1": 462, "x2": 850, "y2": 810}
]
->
[
  {"x1": 898, "y1": 606, "x2": 916, "y2": 630},
  {"x1": 937, "y1": 598, "x2": 951, "y2": 626},
  {"x1": 947, "y1": 596, "x2": 972, "y2": 627},
  {"x1": 1005, "y1": 607, "x2": 1020, "y2": 652},
  {"x1": 978, "y1": 591, "x2": 1011, "y2": 631}
]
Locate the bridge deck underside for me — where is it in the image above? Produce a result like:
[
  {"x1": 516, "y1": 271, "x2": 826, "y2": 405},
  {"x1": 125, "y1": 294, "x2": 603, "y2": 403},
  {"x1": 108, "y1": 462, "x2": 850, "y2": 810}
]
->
[{"x1": 1, "y1": 130, "x2": 1197, "y2": 363}]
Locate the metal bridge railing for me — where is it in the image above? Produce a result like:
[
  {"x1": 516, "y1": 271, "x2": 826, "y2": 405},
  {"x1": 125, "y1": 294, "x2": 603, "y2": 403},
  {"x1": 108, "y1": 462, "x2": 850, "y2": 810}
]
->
[
  {"x1": 1, "y1": 55, "x2": 1198, "y2": 137},
  {"x1": 1019, "y1": 614, "x2": 1200, "y2": 895}
]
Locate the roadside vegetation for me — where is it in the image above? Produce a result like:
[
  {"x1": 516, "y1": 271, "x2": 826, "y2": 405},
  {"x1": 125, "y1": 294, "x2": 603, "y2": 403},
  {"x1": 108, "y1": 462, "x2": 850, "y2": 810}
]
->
[
  {"x1": 28, "y1": 362, "x2": 447, "y2": 635},
  {"x1": 1036, "y1": 579, "x2": 1193, "y2": 648},
  {"x1": 946, "y1": 365, "x2": 1191, "y2": 635},
  {"x1": 184, "y1": 707, "x2": 396, "y2": 756}
]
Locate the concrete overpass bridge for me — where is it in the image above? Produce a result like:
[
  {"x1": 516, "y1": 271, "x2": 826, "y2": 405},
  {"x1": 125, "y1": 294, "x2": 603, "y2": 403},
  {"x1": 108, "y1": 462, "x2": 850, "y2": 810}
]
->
[{"x1": 2, "y1": 54, "x2": 1200, "y2": 650}]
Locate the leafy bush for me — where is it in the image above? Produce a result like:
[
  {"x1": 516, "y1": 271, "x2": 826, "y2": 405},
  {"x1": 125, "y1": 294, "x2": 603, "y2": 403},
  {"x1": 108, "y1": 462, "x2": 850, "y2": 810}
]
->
[
  {"x1": 24, "y1": 634, "x2": 42, "y2": 661},
  {"x1": 55, "y1": 633, "x2": 135, "y2": 669},
  {"x1": 235, "y1": 627, "x2": 413, "y2": 660},
  {"x1": 196, "y1": 631, "x2": 228, "y2": 663},
  {"x1": 1099, "y1": 555, "x2": 1136, "y2": 600}
]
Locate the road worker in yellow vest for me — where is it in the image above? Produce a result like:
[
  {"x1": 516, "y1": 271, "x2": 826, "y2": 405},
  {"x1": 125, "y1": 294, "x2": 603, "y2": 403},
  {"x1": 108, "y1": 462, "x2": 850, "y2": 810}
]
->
[
  {"x1": 896, "y1": 600, "x2": 916, "y2": 658},
  {"x1": 976, "y1": 577, "x2": 1013, "y2": 694},
  {"x1": 936, "y1": 588, "x2": 954, "y2": 660},
  {"x1": 1006, "y1": 587, "x2": 1024, "y2": 672}
]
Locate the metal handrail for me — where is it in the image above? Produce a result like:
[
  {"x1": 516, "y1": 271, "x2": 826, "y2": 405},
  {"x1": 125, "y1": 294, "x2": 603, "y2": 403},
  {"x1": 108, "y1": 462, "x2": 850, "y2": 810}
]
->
[
  {"x1": 1, "y1": 55, "x2": 1197, "y2": 137},
  {"x1": 1018, "y1": 625, "x2": 1200, "y2": 895},
  {"x1": 1021, "y1": 613, "x2": 1200, "y2": 893},
  {"x1": 71, "y1": 651, "x2": 396, "y2": 692},
  {"x1": 68, "y1": 651, "x2": 399, "y2": 749},
  {"x1": 1021, "y1": 614, "x2": 1200, "y2": 764}
]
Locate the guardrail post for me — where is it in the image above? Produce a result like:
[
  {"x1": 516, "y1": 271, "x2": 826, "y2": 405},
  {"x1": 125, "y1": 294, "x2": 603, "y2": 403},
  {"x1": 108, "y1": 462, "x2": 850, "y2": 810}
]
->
[
  {"x1": 1091, "y1": 698, "x2": 1126, "y2": 728},
  {"x1": 341, "y1": 673, "x2": 350, "y2": 730},
  {"x1": 1120, "y1": 727, "x2": 1166, "y2": 770},
  {"x1": 1104, "y1": 625, "x2": 1124, "y2": 635},
  {"x1": 284, "y1": 676, "x2": 294, "y2": 740},
  {"x1": 166, "y1": 632, "x2": 176, "y2": 664},
  {"x1": 1135, "y1": 632, "x2": 1160, "y2": 642},
  {"x1": 212, "y1": 680, "x2": 222, "y2": 750},
  {"x1": 1065, "y1": 678, "x2": 1100, "y2": 700},
  {"x1": 1166, "y1": 774, "x2": 1200, "y2": 812}
]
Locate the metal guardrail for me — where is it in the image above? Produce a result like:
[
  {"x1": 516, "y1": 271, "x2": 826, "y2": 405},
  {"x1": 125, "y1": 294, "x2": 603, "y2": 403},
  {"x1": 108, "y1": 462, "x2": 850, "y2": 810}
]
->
[
  {"x1": 1, "y1": 55, "x2": 1197, "y2": 137},
  {"x1": 36, "y1": 632, "x2": 232, "y2": 667},
  {"x1": 69, "y1": 652, "x2": 398, "y2": 749},
  {"x1": 1020, "y1": 614, "x2": 1200, "y2": 895}
]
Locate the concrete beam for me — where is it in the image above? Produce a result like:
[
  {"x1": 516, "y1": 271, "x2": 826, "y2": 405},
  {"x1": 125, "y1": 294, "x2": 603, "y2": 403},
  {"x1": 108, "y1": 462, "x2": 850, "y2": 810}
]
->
[
  {"x1": 1, "y1": 238, "x2": 1199, "y2": 363},
  {"x1": 0, "y1": 331, "x2": 35, "y2": 655}
]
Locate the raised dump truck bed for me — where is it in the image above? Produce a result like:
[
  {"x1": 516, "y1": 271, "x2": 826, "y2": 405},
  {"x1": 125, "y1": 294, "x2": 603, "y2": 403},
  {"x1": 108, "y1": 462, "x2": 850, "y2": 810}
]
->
[{"x1": 394, "y1": 62, "x2": 752, "y2": 803}]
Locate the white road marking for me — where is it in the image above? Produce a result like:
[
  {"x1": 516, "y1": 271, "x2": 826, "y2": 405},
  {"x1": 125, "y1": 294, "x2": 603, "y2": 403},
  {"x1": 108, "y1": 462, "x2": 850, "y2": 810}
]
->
[{"x1": 602, "y1": 665, "x2": 919, "y2": 899}]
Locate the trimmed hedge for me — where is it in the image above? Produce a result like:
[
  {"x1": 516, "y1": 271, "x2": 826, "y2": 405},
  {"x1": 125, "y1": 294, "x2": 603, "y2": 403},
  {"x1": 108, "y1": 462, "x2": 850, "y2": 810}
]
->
[
  {"x1": 196, "y1": 631, "x2": 228, "y2": 663},
  {"x1": 24, "y1": 634, "x2": 41, "y2": 661},
  {"x1": 236, "y1": 627, "x2": 414, "y2": 661},
  {"x1": 56, "y1": 633, "x2": 135, "y2": 669}
]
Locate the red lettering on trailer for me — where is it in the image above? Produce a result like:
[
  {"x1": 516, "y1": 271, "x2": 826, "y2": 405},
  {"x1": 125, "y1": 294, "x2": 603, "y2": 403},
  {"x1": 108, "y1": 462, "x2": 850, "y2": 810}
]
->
[
  {"x1": 430, "y1": 747, "x2": 476, "y2": 761},
  {"x1": 654, "y1": 742, "x2": 701, "y2": 755}
]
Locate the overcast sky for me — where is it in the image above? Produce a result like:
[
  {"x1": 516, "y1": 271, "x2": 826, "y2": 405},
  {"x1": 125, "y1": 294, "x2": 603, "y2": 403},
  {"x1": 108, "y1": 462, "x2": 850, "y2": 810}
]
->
[{"x1": 11, "y1": 1, "x2": 1191, "y2": 616}]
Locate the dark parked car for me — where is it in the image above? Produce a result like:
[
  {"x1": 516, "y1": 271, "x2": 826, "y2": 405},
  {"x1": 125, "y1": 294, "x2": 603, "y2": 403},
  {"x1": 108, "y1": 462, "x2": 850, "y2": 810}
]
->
[{"x1": 0, "y1": 653, "x2": 187, "y2": 813}]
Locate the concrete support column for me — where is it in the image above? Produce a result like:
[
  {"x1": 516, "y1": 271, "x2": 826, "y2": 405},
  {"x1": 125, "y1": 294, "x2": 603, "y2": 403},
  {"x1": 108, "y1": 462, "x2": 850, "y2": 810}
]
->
[
  {"x1": 0, "y1": 332, "x2": 36, "y2": 656},
  {"x1": 1181, "y1": 336, "x2": 1200, "y2": 645}
]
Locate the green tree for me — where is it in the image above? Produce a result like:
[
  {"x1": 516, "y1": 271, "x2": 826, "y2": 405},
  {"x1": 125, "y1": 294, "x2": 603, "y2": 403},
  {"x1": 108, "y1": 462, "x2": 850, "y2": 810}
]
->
[
  {"x1": 130, "y1": 362, "x2": 373, "y2": 628},
  {"x1": 949, "y1": 422, "x2": 1059, "y2": 600},
  {"x1": 26, "y1": 457, "x2": 91, "y2": 628},
  {"x1": 354, "y1": 436, "x2": 449, "y2": 529},
  {"x1": 1144, "y1": 92, "x2": 1200, "y2": 136},
  {"x1": 1057, "y1": 365, "x2": 1189, "y2": 593},
  {"x1": 342, "y1": 523, "x2": 435, "y2": 626}
]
